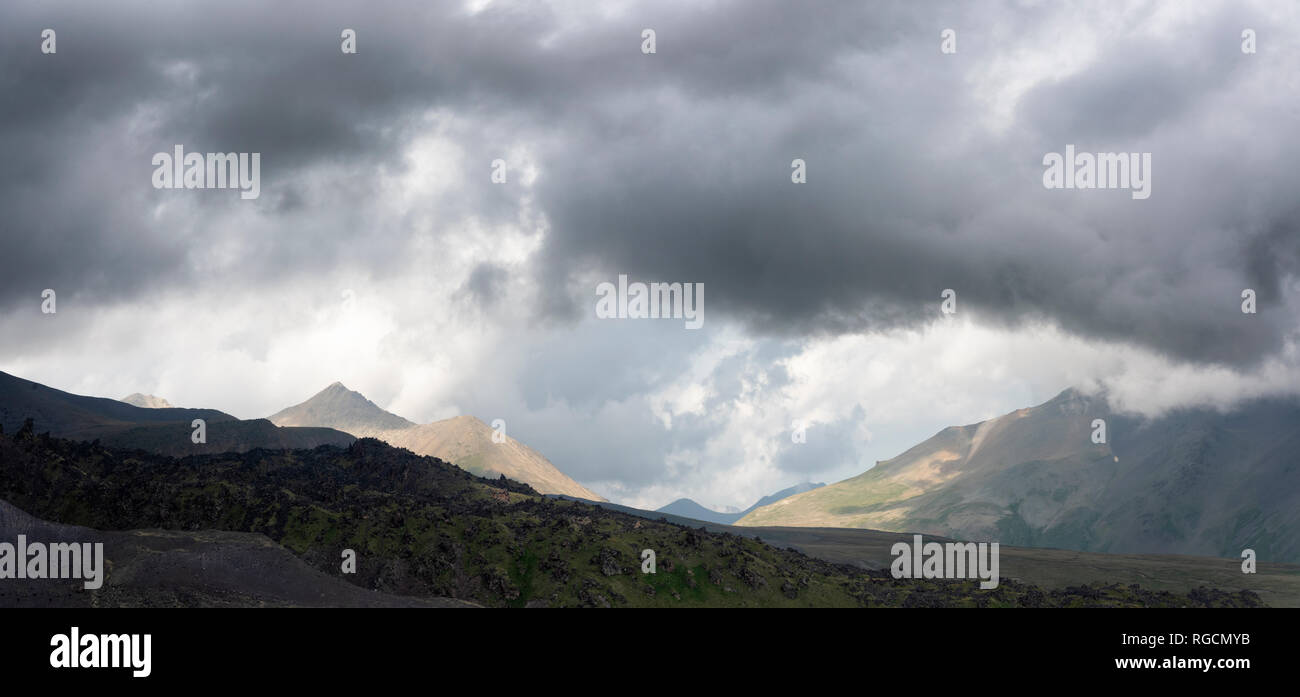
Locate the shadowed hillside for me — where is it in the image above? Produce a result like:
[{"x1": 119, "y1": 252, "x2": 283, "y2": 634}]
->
[{"x1": 0, "y1": 371, "x2": 354, "y2": 456}]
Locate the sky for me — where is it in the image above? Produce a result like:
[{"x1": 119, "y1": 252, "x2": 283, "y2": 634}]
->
[{"x1": 1, "y1": 0, "x2": 1298, "y2": 510}]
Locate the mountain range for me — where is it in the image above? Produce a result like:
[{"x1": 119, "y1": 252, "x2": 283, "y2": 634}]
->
[
  {"x1": 268, "y1": 382, "x2": 605, "y2": 500},
  {"x1": 737, "y1": 388, "x2": 1300, "y2": 563},
  {"x1": 5, "y1": 370, "x2": 1297, "y2": 566},
  {"x1": 657, "y1": 482, "x2": 825, "y2": 524},
  {"x1": 1, "y1": 370, "x2": 1294, "y2": 606}
]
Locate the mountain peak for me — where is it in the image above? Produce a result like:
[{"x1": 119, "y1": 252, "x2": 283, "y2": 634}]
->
[
  {"x1": 268, "y1": 383, "x2": 416, "y2": 435},
  {"x1": 317, "y1": 381, "x2": 357, "y2": 396},
  {"x1": 1041, "y1": 386, "x2": 1110, "y2": 415}
]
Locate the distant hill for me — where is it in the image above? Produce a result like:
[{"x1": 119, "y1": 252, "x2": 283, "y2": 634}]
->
[
  {"x1": 120, "y1": 393, "x2": 174, "y2": 409},
  {"x1": 657, "y1": 482, "x2": 826, "y2": 524},
  {"x1": 0, "y1": 370, "x2": 354, "y2": 456},
  {"x1": 1, "y1": 370, "x2": 234, "y2": 436},
  {"x1": 737, "y1": 388, "x2": 1300, "y2": 563},
  {"x1": 657, "y1": 498, "x2": 741, "y2": 524},
  {"x1": 269, "y1": 383, "x2": 605, "y2": 501}
]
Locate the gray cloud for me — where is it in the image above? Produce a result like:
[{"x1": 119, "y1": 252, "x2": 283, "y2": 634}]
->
[
  {"x1": 525, "y1": 2, "x2": 1299, "y2": 366},
  {"x1": 3, "y1": 0, "x2": 1295, "y2": 367},
  {"x1": 458, "y1": 262, "x2": 509, "y2": 308}
]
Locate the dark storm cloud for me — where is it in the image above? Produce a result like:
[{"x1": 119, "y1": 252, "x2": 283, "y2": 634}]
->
[
  {"x1": 0, "y1": 0, "x2": 563, "y2": 319},
  {"x1": 524, "y1": 2, "x2": 1300, "y2": 366},
  {"x1": 1, "y1": 0, "x2": 1296, "y2": 368}
]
